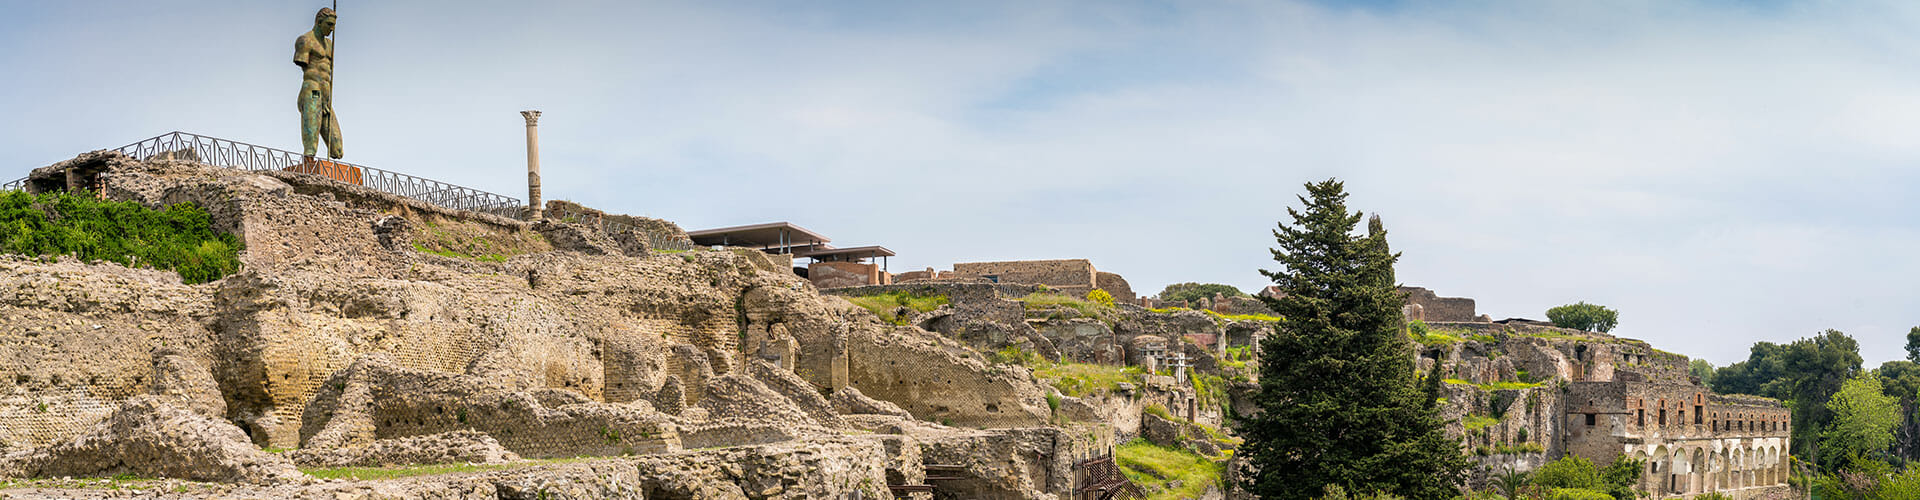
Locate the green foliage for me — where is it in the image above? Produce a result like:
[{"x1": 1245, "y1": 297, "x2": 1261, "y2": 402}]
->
[
  {"x1": 1490, "y1": 465, "x2": 1529, "y2": 500},
  {"x1": 1545, "y1": 302, "x2": 1618, "y2": 333},
  {"x1": 1239, "y1": 179, "x2": 1467, "y2": 500},
  {"x1": 1690, "y1": 358, "x2": 1716, "y2": 388},
  {"x1": 1544, "y1": 488, "x2": 1612, "y2": 500},
  {"x1": 989, "y1": 346, "x2": 1045, "y2": 367},
  {"x1": 1029, "y1": 358, "x2": 1144, "y2": 398},
  {"x1": 0, "y1": 190, "x2": 241, "y2": 283},
  {"x1": 1156, "y1": 282, "x2": 1245, "y2": 303},
  {"x1": 1462, "y1": 415, "x2": 1500, "y2": 431},
  {"x1": 1715, "y1": 330, "x2": 1864, "y2": 464},
  {"x1": 1873, "y1": 359, "x2": 1920, "y2": 462},
  {"x1": 1597, "y1": 455, "x2": 1646, "y2": 499},
  {"x1": 1444, "y1": 378, "x2": 1544, "y2": 391},
  {"x1": 1086, "y1": 288, "x2": 1116, "y2": 307},
  {"x1": 1116, "y1": 439, "x2": 1222, "y2": 500},
  {"x1": 1313, "y1": 484, "x2": 1406, "y2": 500},
  {"x1": 1908, "y1": 326, "x2": 1920, "y2": 364},
  {"x1": 1692, "y1": 493, "x2": 1733, "y2": 500},
  {"x1": 844, "y1": 291, "x2": 950, "y2": 325},
  {"x1": 1533, "y1": 455, "x2": 1599, "y2": 490},
  {"x1": 1045, "y1": 392, "x2": 1061, "y2": 413},
  {"x1": 1823, "y1": 373, "x2": 1900, "y2": 465},
  {"x1": 1017, "y1": 292, "x2": 1111, "y2": 317}
]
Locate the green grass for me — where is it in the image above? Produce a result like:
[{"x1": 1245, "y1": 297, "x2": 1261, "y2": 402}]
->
[
  {"x1": 407, "y1": 218, "x2": 548, "y2": 263},
  {"x1": 1145, "y1": 306, "x2": 1282, "y2": 323},
  {"x1": 844, "y1": 291, "x2": 950, "y2": 325},
  {"x1": 0, "y1": 190, "x2": 241, "y2": 283},
  {"x1": 1445, "y1": 378, "x2": 1545, "y2": 391},
  {"x1": 1017, "y1": 292, "x2": 1110, "y2": 316},
  {"x1": 1116, "y1": 439, "x2": 1223, "y2": 500},
  {"x1": 1029, "y1": 357, "x2": 1144, "y2": 397},
  {"x1": 1463, "y1": 415, "x2": 1500, "y2": 431}
]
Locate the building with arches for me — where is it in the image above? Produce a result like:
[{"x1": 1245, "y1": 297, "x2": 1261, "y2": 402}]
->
[{"x1": 1563, "y1": 368, "x2": 1791, "y2": 498}]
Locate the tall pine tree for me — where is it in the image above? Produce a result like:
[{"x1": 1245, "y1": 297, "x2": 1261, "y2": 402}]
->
[{"x1": 1238, "y1": 179, "x2": 1468, "y2": 499}]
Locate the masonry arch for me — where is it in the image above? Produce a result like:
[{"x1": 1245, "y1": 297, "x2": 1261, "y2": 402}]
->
[{"x1": 1690, "y1": 447, "x2": 1707, "y2": 494}]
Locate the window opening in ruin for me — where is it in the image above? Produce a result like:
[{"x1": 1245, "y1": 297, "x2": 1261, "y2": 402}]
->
[
  {"x1": 1586, "y1": 413, "x2": 1596, "y2": 426},
  {"x1": 1637, "y1": 409, "x2": 1645, "y2": 427},
  {"x1": 1695, "y1": 405, "x2": 1704, "y2": 424},
  {"x1": 1659, "y1": 409, "x2": 1666, "y2": 426}
]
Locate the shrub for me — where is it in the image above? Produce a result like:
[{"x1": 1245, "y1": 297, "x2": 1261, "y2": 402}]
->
[
  {"x1": 0, "y1": 190, "x2": 241, "y2": 283},
  {"x1": 1545, "y1": 488, "x2": 1611, "y2": 500},
  {"x1": 1533, "y1": 455, "x2": 1599, "y2": 490},
  {"x1": 1156, "y1": 282, "x2": 1245, "y2": 303},
  {"x1": 1086, "y1": 288, "x2": 1116, "y2": 307}
]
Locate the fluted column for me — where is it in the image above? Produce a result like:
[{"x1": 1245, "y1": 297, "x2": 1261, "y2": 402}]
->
[{"x1": 521, "y1": 110, "x2": 543, "y2": 220}]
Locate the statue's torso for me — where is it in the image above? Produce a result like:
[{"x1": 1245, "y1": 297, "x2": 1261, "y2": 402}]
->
[{"x1": 295, "y1": 32, "x2": 332, "y2": 94}]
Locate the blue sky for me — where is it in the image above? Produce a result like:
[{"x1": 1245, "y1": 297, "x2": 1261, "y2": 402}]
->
[{"x1": 2, "y1": 0, "x2": 1916, "y2": 367}]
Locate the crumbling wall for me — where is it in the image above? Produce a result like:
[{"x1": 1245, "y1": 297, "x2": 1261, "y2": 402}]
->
[
  {"x1": 809, "y1": 261, "x2": 883, "y2": 289},
  {"x1": 0, "y1": 258, "x2": 218, "y2": 450},
  {"x1": 953, "y1": 259, "x2": 1097, "y2": 292},
  {"x1": 1094, "y1": 271, "x2": 1135, "y2": 303},
  {"x1": 846, "y1": 325, "x2": 1050, "y2": 428},
  {"x1": 1400, "y1": 286, "x2": 1480, "y2": 322}
]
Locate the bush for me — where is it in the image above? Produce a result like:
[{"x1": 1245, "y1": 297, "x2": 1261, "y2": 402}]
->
[
  {"x1": 1086, "y1": 288, "x2": 1116, "y2": 307},
  {"x1": 1534, "y1": 455, "x2": 1599, "y2": 490},
  {"x1": 1156, "y1": 282, "x2": 1245, "y2": 303},
  {"x1": 0, "y1": 190, "x2": 242, "y2": 284},
  {"x1": 1545, "y1": 488, "x2": 1611, "y2": 500}
]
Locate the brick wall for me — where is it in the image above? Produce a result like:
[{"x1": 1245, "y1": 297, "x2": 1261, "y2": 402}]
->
[
  {"x1": 952, "y1": 260, "x2": 1096, "y2": 292},
  {"x1": 1400, "y1": 287, "x2": 1479, "y2": 322},
  {"x1": 809, "y1": 262, "x2": 885, "y2": 289}
]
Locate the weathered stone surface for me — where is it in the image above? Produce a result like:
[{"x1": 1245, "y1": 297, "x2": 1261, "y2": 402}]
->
[
  {"x1": 149, "y1": 348, "x2": 225, "y2": 419},
  {"x1": 0, "y1": 395, "x2": 299, "y2": 484},
  {"x1": 829, "y1": 386, "x2": 912, "y2": 418},
  {"x1": 286, "y1": 430, "x2": 518, "y2": 468}
]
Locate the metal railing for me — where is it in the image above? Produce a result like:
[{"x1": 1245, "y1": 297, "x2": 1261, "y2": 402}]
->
[
  {"x1": 2, "y1": 132, "x2": 690, "y2": 247},
  {"x1": 115, "y1": 132, "x2": 527, "y2": 218}
]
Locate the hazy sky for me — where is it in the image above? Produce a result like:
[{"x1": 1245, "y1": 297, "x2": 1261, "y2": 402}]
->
[{"x1": 2, "y1": 1, "x2": 1915, "y2": 367}]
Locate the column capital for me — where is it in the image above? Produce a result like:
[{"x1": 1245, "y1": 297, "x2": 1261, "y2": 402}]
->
[{"x1": 520, "y1": 110, "x2": 542, "y2": 126}]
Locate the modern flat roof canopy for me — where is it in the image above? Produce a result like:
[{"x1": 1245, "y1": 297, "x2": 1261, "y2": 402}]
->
[
  {"x1": 796, "y1": 245, "x2": 895, "y2": 261},
  {"x1": 686, "y1": 222, "x2": 830, "y2": 250}
]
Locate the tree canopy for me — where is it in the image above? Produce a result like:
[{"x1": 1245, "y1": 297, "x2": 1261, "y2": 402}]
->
[
  {"x1": 1156, "y1": 282, "x2": 1246, "y2": 303},
  {"x1": 1545, "y1": 302, "x2": 1619, "y2": 333},
  {"x1": 1238, "y1": 179, "x2": 1467, "y2": 499},
  {"x1": 1823, "y1": 373, "x2": 1900, "y2": 466},
  {"x1": 1713, "y1": 330, "x2": 1863, "y2": 464}
]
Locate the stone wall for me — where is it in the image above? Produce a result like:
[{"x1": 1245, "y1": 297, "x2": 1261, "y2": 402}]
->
[
  {"x1": 1563, "y1": 380, "x2": 1791, "y2": 497},
  {"x1": 1401, "y1": 286, "x2": 1481, "y2": 322},
  {"x1": 808, "y1": 261, "x2": 887, "y2": 289},
  {"x1": 1094, "y1": 272, "x2": 1136, "y2": 303},
  {"x1": 953, "y1": 259, "x2": 1097, "y2": 293}
]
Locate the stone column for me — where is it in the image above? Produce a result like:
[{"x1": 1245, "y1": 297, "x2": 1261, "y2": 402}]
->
[{"x1": 520, "y1": 110, "x2": 543, "y2": 221}]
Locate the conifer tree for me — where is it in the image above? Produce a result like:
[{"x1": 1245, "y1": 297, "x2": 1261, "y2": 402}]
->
[{"x1": 1238, "y1": 179, "x2": 1468, "y2": 499}]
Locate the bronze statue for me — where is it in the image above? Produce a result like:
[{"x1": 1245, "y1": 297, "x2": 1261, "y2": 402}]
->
[{"x1": 294, "y1": 8, "x2": 342, "y2": 159}]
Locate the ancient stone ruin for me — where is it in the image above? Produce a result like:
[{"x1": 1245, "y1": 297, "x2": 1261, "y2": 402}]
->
[{"x1": 0, "y1": 148, "x2": 1789, "y2": 500}]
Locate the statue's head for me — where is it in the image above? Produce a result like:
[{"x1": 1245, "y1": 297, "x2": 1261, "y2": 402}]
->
[{"x1": 314, "y1": 8, "x2": 336, "y2": 36}]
